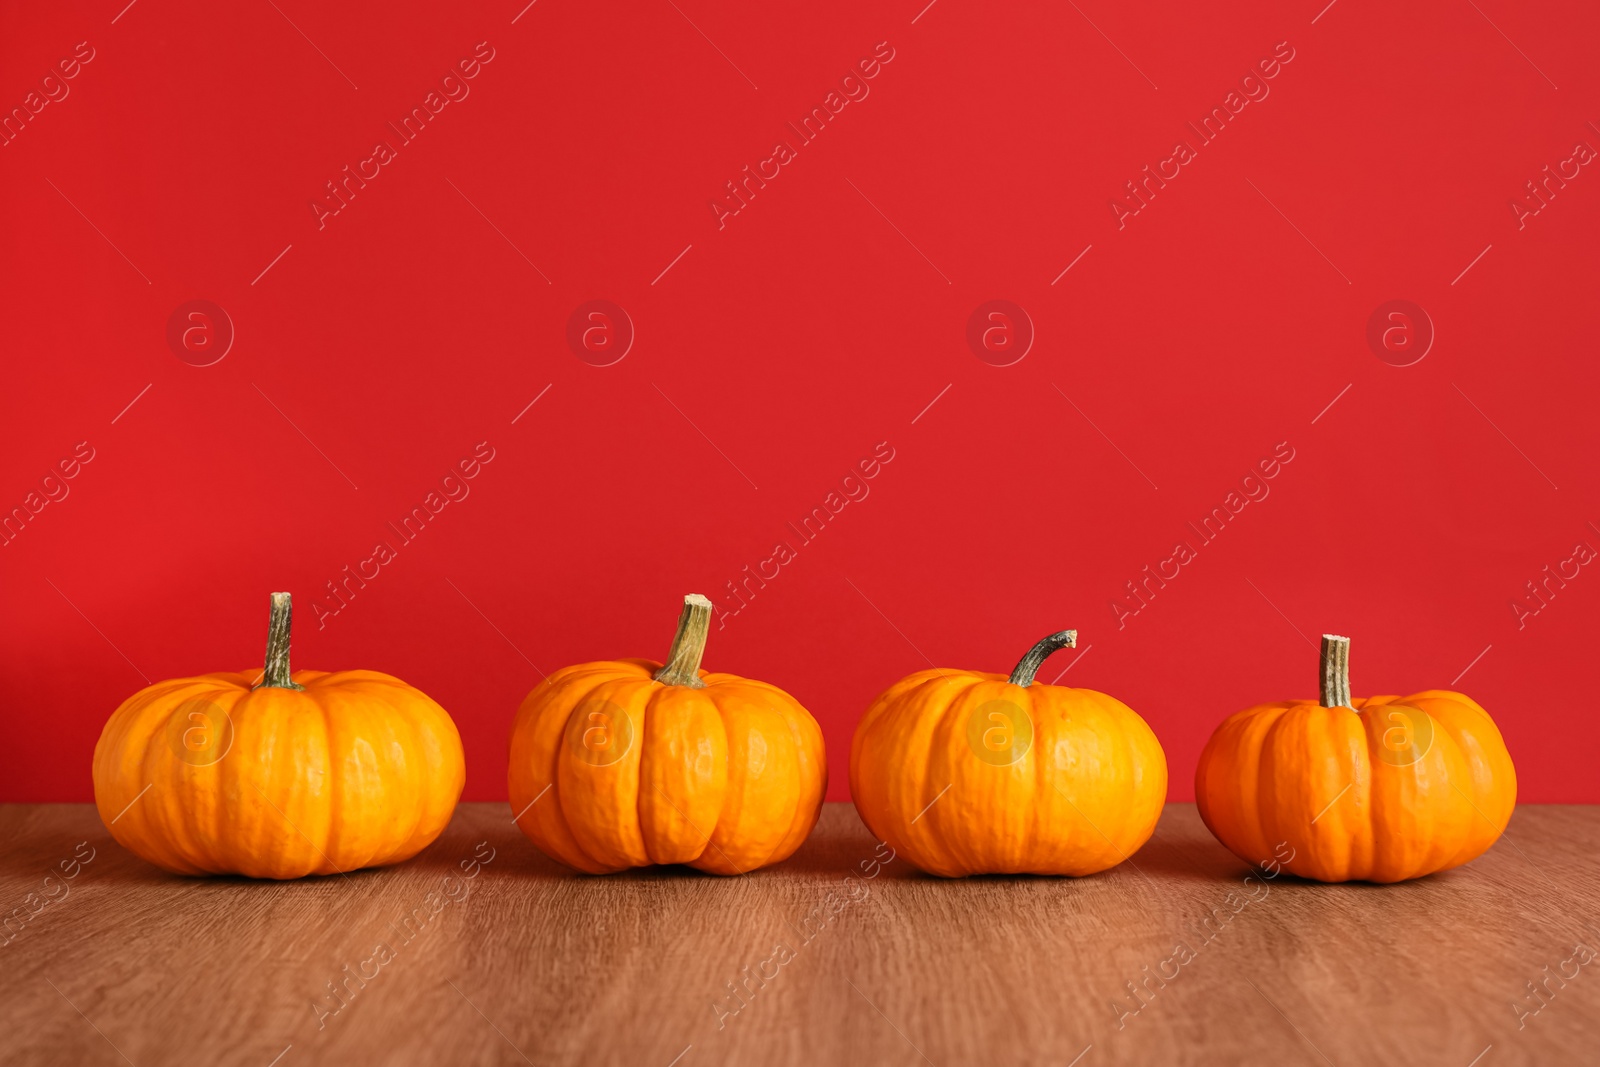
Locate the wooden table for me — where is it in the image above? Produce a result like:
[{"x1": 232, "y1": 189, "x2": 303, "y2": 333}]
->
[{"x1": 3, "y1": 802, "x2": 1597, "y2": 1066}]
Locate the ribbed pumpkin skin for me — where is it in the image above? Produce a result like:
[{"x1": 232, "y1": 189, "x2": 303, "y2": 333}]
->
[
  {"x1": 850, "y1": 669, "x2": 1168, "y2": 877},
  {"x1": 93, "y1": 670, "x2": 465, "y2": 879},
  {"x1": 1195, "y1": 690, "x2": 1516, "y2": 883},
  {"x1": 508, "y1": 659, "x2": 827, "y2": 874}
]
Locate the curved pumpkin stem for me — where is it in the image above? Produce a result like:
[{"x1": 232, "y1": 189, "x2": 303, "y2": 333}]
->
[
  {"x1": 1007, "y1": 630, "x2": 1078, "y2": 687},
  {"x1": 653, "y1": 594, "x2": 712, "y2": 688},
  {"x1": 1320, "y1": 634, "x2": 1352, "y2": 709},
  {"x1": 257, "y1": 592, "x2": 305, "y2": 690}
]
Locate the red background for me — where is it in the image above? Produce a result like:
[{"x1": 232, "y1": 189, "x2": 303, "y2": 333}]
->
[{"x1": 3, "y1": 0, "x2": 1596, "y2": 804}]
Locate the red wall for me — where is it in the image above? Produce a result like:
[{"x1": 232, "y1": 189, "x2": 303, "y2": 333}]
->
[{"x1": 3, "y1": 0, "x2": 1596, "y2": 803}]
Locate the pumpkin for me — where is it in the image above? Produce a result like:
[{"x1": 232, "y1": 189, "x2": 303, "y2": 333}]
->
[
  {"x1": 1194, "y1": 634, "x2": 1516, "y2": 883},
  {"x1": 92, "y1": 593, "x2": 465, "y2": 879},
  {"x1": 508, "y1": 594, "x2": 826, "y2": 874},
  {"x1": 849, "y1": 630, "x2": 1167, "y2": 877}
]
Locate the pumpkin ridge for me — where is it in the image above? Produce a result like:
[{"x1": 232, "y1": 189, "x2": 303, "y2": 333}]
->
[
  {"x1": 296, "y1": 682, "x2": 350, "y2": 875},
  {"x1": 1254, "y1": 704, "x2": 1313, "y2": 876},
  {"x1": 850, "y1": 672, "x2": 954, "y2": 850},
  {"x1": 925, "y1": 673, "x2": 996, "y2": 875},
  {"x1": 854, "y1": 670, "x2": 957, "y2": 760},
  {"x1": 140, "y1": 681, "x2": 205, "y2": 873},
  {"x1": 744, "y1": 682, "x2": 822, "y2": 872},
  {"x1": 238, "y1": 686, "x2": 333, "y2": 878},
  {"x1": 134, "y1": 729, "x2": 183, "y2": 874},
  {"x1": 196, "y1": 683, "x2": 255, "y2": 875},
  {"x1": 928, "y1": 675, "x2": 985, "y2": 876},
  {"x1": 1335, "y1": 703, "x2": 1375, "y2": 880},
  {"x1": 767, "y1": 685, "x2": 827, "y2": 867},
  {"x1": 513, "y1": 664, "x2": 634, "y2": 874},
  {"x1": 1053, "y1": 688, "x2": 1109, "y2": 872},
  {"x1": 1025, "y1": 682, "x2": 1050, "y2": 871},
  {"x1": 96, "y1": 678, "x2": 200, "y2": 835},
  {"x1": 557, "y1": 671, "x2": 651, "y2": 872},
  {"x1": 1196, "y1": 703, "x2": 1292, "y2": 873},
  {"x1": 312, "y1": 684, "x2": 354, "y2": 876},
  {"x1": 693, "y1": 679, "x2": 806, "y2": 875},
  {"x1": 1412, "y1": 691, "x2": 1517, "y2": 870},
  {"x1": 637, "y1": 680, "x2": 673, "y2": 867},
  {"x1": 511, "y1": 683, "x2": 572, "y2": 871},
  {"x1": 300, "y1": 669, "x2": 411, "y2": 691},
  {"x1": 1354, "y1": 702, "x2": 1394, "y2": 879},
  {"x1": 1370, "y1": 700, "x2": 1471, "y2": 880},
  {"x1": 696, "y1": 683, "x2": 751, "y2": 873},
  {"x1": 392, "y1": 686, "x2": 467, "y2": 865},
  {"x1": 144, "y1": 679, "x2": 249, "y2": 875},
  {"x1": 1357, "y1": 707, "x2": 1407, "y2": 881},
  {"x1": 1427, "y1": 709, "x2": 1478, "y2": 875},
  {"x1": 216, "y1": 687, "x2": 265, "y2": 875},
  {"x1": 321, "y1": 679, "x2": 438, "y2": 872},
  {"x1": 754, "y1": 724, "x2": 804, "y2": 870},
  {"x1": 1040, "y1": 688, "x2": 1103, "y2": 874},
  {"x1": 1078, "y1": 687, "x2": 1167, "y2": 870},
  {"x1": 582, "y1": 659, "x2": 658, "y2": 681}
]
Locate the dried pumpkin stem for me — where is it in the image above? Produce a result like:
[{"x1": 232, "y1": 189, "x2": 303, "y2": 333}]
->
[
  {"x1": 257, "y1": 592, "x2": 304, "y2": 690},
  {"x1": 1007, "y1": 630, "x2": 1078, "y2": 687},
  {"x1": 1320, "y1": 634, "x2": 1352, "y2": 709},
  {"x1": 653, "y1": 594, "x2": 712, "y2": 688}
]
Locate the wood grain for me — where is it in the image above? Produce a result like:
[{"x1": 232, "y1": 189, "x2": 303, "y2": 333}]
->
[{"x1": 2, "y1": 802, "x2": 1597, "y2": 1066}]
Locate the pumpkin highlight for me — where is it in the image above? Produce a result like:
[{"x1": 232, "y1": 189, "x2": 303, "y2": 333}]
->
[
  {"x1": 92, "y1": 593, "x2": 466, "y2": 878},
  {"x1": 850, "y1": 630, "x2": 1167, "y2": 877},
  {"x1": 1194, "y1": 634, "x2": 1516, "y2": 883},
  {"x1": 508, "y1": 594, "x2": 826, "y2": 874}
]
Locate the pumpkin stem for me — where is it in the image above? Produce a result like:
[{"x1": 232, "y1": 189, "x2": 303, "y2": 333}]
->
[
  {"x1": 257, "y1": 592, "x2": 305, "y2": 690},
  {"x1": 1320, "y1": 634, "x2": 1352, "y2": 709},
  {"x1": 1007, "y1": 630, "x2": 1078, "y2": 687},
  {"x1": 653, "y1": 594, "x2": 712, "y2": 688}
]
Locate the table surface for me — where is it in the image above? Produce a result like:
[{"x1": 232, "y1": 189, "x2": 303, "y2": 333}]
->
[{"x1": 3, "y1": 802, "x2": 1597, "y2": 1067}]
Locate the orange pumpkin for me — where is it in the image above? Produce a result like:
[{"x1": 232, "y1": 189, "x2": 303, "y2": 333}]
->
[
  {"x1": 1194, "y1": 634, "x2": 1516, "y2": 883},
  {"x1": 508, "y1": 594, "x2": 826, "y2": 874},
  {"x1": 92, "y1": 593, "x2": 465, "y2": 878},
  {"x1": 850, "y1": 630, "x2": 1167, "y2": 877}
]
